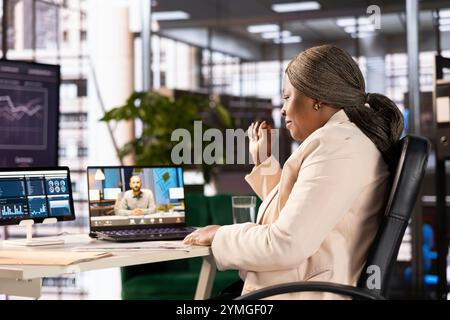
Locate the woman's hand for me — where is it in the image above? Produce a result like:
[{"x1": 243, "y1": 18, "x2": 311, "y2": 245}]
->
[
  {"x1": 248, "y1": 121, "x2": 272, "y2": 166},
  {"x1": 182, "y1": 225, "x2": 220, "y2": 246}
]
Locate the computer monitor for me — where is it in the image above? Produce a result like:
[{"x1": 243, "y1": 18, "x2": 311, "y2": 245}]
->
[
  {"x1": 0, "y1": 60, "x2": 60, "y2": 167},
  {"x1": 0, "y1": 167, "x2": 75, "y2": 224},
  {"x1": 87, "y1": 166, "x2": 185, "y2": 230},
  {"x1": 0, "y1": 167, "x2": 75, "y2": 246}
]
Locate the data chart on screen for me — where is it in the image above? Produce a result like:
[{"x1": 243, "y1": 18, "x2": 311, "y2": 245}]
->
[{"x1": 0, "y1": 168, "x2": 75, "y2": 224}]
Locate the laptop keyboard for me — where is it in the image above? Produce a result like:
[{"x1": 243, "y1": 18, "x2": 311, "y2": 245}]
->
[
  {"x1": 103, "y1": 227, "x2": 194, "y2": 236},
  {"x1": 98, "y1": 227, "x2": 195, "y2": 241}
]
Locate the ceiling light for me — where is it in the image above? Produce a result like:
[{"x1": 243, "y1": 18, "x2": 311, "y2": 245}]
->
[
  {"x1": 336, "y1": 17, "x2": 370, "y2": 27},
  {"x1": 247, "y1": 24, "x2": 279, "y2": 33},
  {"x1": 439, "y1": 9, "x2": 450, "y2": 18},
  {"x1": 350, "y1": 32, "x2": 375, "y2": 39},
  {"x1": 152, "y1": 11, "x2": 190, "y2": 21},
  {"x1": 336, "y1": 17, "x2": 355, "y2": 27},
  {"x1": 344, "y1": 24, "x2": 375, "y2": 33},
  {"x1": 440, "y1": 25, "x2": 450, "y2": 32},
  {"x1": 262, "y1": 30, "x2": 292, "y2": 39},
  {"x1": 357, "y1": 17, "x2": 371, "y2": 25},
  {"x1": 439, "y1": 17, "x2": 450, "y2": 25},
  {"x1": 274, "y1": 36, "x2": 302, "y2": 44},
  {"x1": 343, "y1": 26, "x2": 355, "y2": 33},
  {"x1": 272, "y1": 1, "x2": 321, "y2": 13}
]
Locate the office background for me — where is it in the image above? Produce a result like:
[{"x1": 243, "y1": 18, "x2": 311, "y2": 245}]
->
[{"x1": 0, "y1": 0, "x2": 449, "y2": 299}]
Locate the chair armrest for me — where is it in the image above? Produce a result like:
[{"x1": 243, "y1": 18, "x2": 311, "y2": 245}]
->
[{"x1": 234, "y1": 281, "x2": 384, "y2": 300}]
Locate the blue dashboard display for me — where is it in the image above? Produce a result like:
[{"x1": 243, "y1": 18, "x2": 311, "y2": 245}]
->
[
  {"x1": 0, "y1": 179, "x2": 25, "y2": 198},
  {"x1": 48, "y1": 196, "x2": 71, "y2": 216},
  {"x1": 28, "y1": 196, "x2": 48, "y2": 218},
  {"x1": 46, "y1": 178, "x2": 68, "y2": 195},
  {"x1": 0, "y1": 169, "x2": 74, "y2": 223},
  {"x1": 26, "y1": 178, "x2": 45, "y2": 196},
  {"x1": 0, "y1": 198, "x2": 27, "y2": 218}
]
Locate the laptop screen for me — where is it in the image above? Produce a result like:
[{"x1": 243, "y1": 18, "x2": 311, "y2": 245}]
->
[
  {"x1": 87, "y1": 166, "x2": 185, "y2": 231},
  {"x1": 0, "y1": 167, "x2": 75, "y2": 225}
]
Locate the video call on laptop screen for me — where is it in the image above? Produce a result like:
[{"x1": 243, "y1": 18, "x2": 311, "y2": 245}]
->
[
  {"x1": 0, "y1": 168, "x2": 75, "y2": 225},
  {"x1": 87, "y1": 166, "x2": 185, "y2": 229}
]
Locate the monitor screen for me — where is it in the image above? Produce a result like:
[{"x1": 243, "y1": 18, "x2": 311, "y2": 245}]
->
[
  {"x1": 0, "y1": 60, "x2": 60, "y2": 167},
  {"x1": 0, "y1": 167, "x2": 75, "y2": 225},
  {"x1": 87, "y1": 166, "x2": 185, "y2": 230}
]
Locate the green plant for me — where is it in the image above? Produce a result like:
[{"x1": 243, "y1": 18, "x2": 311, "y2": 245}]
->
[{"x1": 100, "y1": 91, "x2": 233, "y2": 182}]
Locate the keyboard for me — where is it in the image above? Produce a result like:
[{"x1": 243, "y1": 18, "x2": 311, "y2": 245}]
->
[{"x1": 96, "y1": 227, "x2": 195, "y2": 242}]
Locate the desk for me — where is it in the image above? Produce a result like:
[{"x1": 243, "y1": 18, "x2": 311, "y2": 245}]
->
[
  {"x1": 89, "y1": 199, "x2": 117, "y2": 216},
  {"x1": 89, "y1": 205, "x2": 116, "y2": 216},
  {"x1": 0, "y1": 234, "x2": 217, "y2": 299}
]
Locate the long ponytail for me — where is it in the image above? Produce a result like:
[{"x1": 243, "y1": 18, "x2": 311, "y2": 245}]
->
[
  {"x1": 343, "y1": 93, "x2": 404, "y2": 165},
  {"x1": 286, "y1": 45, "x2": 404, "y2": 166}
]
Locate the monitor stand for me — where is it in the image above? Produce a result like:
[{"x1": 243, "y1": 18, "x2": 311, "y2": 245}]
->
[{"x1": 3, "y1": 218, "x2": 64, "y2": 247}]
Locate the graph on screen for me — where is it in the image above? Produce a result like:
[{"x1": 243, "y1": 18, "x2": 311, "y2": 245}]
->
[
  {"x1": 28, "y1": 196, "x2": 48, "y2": 217},
  {"x1": 0, "y1": 198, "x2": 27, "y2": 217},
  {"x1": 0, "y1": 96, "x2": 43, "y2": 120},
  {"x1": 0, "y1": 169, "x2": 74, "y2": 224},
  {"x1": 0, "y1": 86, "x2": 48, "y2": 150}
]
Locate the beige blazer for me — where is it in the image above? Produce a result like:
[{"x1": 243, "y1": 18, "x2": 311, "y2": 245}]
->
[{"x1": 211, "y1": 110, "x2": 390, "y2": 299}]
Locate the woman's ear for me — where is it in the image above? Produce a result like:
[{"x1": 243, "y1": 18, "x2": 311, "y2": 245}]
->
[{"x1": 307, "y1": 98, "x2": 319, "y2": 110}]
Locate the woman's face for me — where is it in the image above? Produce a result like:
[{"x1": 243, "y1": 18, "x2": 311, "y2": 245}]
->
[{"x1": 281, "y1": 74, "x2": 337, "y2": 141}]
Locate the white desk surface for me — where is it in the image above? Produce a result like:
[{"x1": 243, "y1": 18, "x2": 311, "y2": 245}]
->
[{"x1": 0, "y1": 234, "x2": 212, "y2": 281}]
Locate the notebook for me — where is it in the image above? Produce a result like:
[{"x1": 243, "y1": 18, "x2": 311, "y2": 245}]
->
[{"x1": 87, "y1": 166, "x2": 195, "y2": 242}]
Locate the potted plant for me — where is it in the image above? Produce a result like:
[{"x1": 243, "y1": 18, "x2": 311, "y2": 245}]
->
[{"x1": 100, "y1": 90, "x2": 233, "y2": 183}]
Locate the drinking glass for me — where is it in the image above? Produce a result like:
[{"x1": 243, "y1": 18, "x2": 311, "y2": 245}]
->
[{"x1": 231, "y1": 196, "x2": 256, "y2": 224}]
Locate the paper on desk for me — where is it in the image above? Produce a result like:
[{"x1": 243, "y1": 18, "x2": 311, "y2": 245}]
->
[
  {"x1": 71, "y1": 241, "x2": 191, "y2": 252},
  {"x1": 0, "y1": 250, "x2": 112, "y2": 266}
]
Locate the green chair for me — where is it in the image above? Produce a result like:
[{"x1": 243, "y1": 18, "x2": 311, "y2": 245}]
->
[{"x1": 207, "y1": 194, "x2": 234, "y2": 226}]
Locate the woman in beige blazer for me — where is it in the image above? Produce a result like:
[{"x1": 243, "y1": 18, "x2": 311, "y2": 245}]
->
[{"x1": 183, "y1": 45, "x2": 404, "y2": 299}]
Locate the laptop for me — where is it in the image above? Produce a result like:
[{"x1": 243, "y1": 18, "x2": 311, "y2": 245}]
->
[{"x1": 87, "y1": 165, "x2": 195, "y2": 242}]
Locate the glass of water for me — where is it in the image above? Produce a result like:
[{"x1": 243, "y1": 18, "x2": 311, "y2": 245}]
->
[{"x1": 232, "y1": 196, "x2": 256, "y2": 224}]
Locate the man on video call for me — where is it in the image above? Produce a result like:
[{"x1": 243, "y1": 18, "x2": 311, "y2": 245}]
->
[{"x1": 117, "y1": 175, "x2": 156, "y2": 216}]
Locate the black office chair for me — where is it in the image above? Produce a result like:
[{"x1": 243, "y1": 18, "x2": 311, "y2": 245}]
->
[{"x1": 236, "y1": 135, "x2": 430, "y2": 300}]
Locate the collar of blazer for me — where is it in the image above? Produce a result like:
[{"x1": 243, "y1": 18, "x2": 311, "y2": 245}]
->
[
  {"x1": 256, "y1": 110, "x2": 350, "y2": 225},
  {"x1": 323, "y1": 109, "x2": 350, "y2": 127},
  {"x1": 284, "y1": 109, "x2": 350, "y2": 165}
]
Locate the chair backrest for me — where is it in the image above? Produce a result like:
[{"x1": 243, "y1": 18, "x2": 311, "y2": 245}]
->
[{"x1": 357, "y1": 135, "x2": 430, "y2": 297}]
